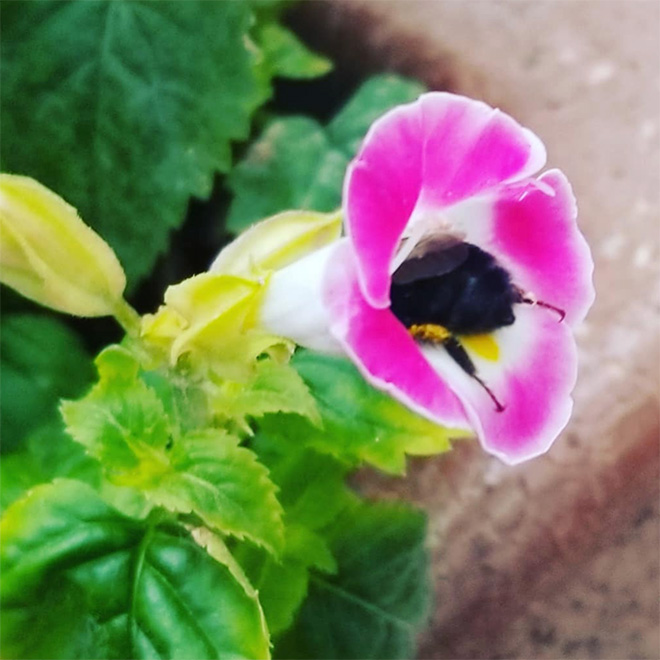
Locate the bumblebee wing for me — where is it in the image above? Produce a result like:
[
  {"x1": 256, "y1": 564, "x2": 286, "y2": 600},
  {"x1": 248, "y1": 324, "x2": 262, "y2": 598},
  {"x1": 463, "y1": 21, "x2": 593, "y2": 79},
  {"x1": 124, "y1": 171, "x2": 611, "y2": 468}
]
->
[{"x1": 392, "y1": 236, "x2": 469, "y2": 284}]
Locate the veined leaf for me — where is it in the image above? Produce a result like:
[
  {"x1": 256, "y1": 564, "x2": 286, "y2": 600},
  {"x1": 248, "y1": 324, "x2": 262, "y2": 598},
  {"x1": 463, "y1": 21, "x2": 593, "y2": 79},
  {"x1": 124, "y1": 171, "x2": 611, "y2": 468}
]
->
[
  {"x1": 0, "y1": 314, "x2": 94, "y2": 452},
  {"x1": 260, "y1": 351, "x2": 467, "y2": 475},
  {"x1": 275, "y1": 500, "x2": 432, "y2": 659},
  {"x1": 0, "y1": 421, "x2": 101, "y2": 512},
  {"x1": 255, "y1": 22, "x2": 332, "y2": 80},
  {"x1": 325, "y1": 75, "x2": 427, "y2": 156},
  {"x1": 152, "y1": 430, "x2": 285, "y2": 555},
  {"x1": 228, "y1": 117, "x2": 349, "y2": 233},
  {"x1": 253, "y1": 443, "x2": 353, "y2": 531},
  {"x1": 61, "y1": 346, "x2": 284, "y2": 553},
  {"x1": 212, "y1": 358, "x2": 320, "y2": 433},
  {"x1": 236, "y1": 523, "x2": 337, "y2": 638},
  {"x1": 0, "y1": 480, "x2": 270, "y2": 659},
  {"x1": 1, "y1": 1, "x2": 263, "y2": 286},
  {"x1": 234, "y1": 447, "x2": 352, "y2": 636},
  {"x1": 227, "y1": 74, "x2": 427, "y2": 232}
]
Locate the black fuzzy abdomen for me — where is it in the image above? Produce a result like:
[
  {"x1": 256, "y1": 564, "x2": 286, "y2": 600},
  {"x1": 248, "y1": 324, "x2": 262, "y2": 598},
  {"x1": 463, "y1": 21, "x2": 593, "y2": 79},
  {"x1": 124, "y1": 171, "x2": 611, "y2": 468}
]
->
[{"x1": 390, "y1": 244, "x2": 518, "y2": 335}]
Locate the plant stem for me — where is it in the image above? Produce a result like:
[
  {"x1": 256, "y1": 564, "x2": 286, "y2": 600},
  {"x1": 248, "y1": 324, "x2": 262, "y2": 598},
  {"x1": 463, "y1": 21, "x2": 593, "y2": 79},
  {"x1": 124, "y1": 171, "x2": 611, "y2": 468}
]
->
[{"x1": 113, "y1": 298, "x2": 141, "y2": 336}]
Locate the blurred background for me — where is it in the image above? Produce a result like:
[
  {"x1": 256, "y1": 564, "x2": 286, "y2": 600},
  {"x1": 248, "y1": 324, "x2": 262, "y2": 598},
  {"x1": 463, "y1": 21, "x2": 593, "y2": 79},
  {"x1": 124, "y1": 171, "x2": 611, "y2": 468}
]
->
[{"x1": 287, "y1": 1, "x2": 660, "y2": 658}]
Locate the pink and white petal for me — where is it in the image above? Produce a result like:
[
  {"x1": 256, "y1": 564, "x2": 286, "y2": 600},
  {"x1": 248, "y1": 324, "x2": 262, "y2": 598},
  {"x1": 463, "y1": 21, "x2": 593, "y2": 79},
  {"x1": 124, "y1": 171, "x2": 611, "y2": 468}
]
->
[
  {"x1": 345, "y1": 92, "x2": 546, "y2": 308},
  {"x1": 324, "y1": 242, "x2": 470, "y2": 429},
  {"x1": 344, "y1": 103, "x2": 424, "y2": 308},
  {"x1": 422, "y1": 305, "x2": 577, "y2": 464},
  {"x1": 416, "y1": 93, "x2": 547, "y2": 210},
  {"x1": 446, "y1": 170, "x2": 595, "y2": 326}
]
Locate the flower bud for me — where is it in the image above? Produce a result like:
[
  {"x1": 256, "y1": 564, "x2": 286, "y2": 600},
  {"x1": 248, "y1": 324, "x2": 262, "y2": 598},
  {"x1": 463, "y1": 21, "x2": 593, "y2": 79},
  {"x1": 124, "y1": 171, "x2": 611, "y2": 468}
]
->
[
  {"x1": 0, "y1": 174, "x2": 126, "y2": 316},
  {"x1": 210, "y1": 209, "x2": 342, "y2": 278}
]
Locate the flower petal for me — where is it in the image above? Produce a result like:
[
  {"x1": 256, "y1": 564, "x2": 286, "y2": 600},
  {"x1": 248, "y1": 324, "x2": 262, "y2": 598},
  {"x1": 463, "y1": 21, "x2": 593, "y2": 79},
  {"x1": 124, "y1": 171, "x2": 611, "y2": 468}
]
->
[
  {"x1": 417, "y1": 93, "x2": 546, "y2": 209},
  {"x1": 422, "y1": 305, "x2": 577, "y2": 464},
  {"x1": 445, "y1": 169, "x2": 595, "y2": 326},
  {"x1": 324, "y1": 242, "x2": 470, "y2": 429},
  {"x1": 344, "y1": 104, "x2": 423, "y2": 308},
  {"x1": 344, "y1": 92, "x2": 546, "y2": 308}
]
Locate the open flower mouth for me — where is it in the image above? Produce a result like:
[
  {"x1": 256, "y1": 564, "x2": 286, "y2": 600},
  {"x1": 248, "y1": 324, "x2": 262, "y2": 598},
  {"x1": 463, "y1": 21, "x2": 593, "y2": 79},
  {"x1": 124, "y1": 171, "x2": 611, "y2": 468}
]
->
[{"x1": 390, "y1": 238, "x2": 566, "y2": 414}]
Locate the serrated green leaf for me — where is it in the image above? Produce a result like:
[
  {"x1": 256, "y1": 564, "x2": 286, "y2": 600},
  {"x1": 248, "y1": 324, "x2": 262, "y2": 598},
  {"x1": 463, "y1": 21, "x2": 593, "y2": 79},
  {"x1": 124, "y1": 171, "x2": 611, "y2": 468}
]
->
[
  {"x1": 234, "y1": 446, "x2": 351, "y2": 636},
  {"x1": 1, "y1": 1, "x2": 263, "y2": 286},
  {"x1": 188, "y1": 526, "x2": 261, "y2": 602},
  {"x1": 256, "y1": 23, "x2": 332, "y2": 80},
  {"x1": 254, "y1": 442, "x2": 353, "y2": 531},
  {"x1": 227, "y1": 117, "x2": 349, "y2": 233},
  {"x1": 61, "y1": 348, "x2": 172, "y2": 480},
  {"x1": 260, "y1": 351, "x2": 464, "y2": 474},
  {"x1": 227, "y1": 74, "x2": 427, "y2": 232},
  {"x1": 62, "y1": 346, "x2": 284, "y2": 553},
  {"x1": 0, "y1": 314, "x2": 94, "y2": 452},
  {"x1": 153, "y1": 430, "x2": 285, "y2": 554},
  {"x1": 235, "y1": 520, "x2": 338, "y2": 639},
  {"x1": 212, "y1": 358, "x2": 320, "y2": 433},
  {"x1": 326, "y1": 75, "x2": 427, "y2": 156},
  {"x1": 275, "y1": 500, "x2": 432, "y2": 659},
  {"x1": 0, "y1": 421, "x2": 101, "y2": 512},
  {"x1": 285, "y1": 523, "x2": 337, "y2": 575},
  {"x1": 0, "y1": 480, "x2": 270, "y2": 659}
]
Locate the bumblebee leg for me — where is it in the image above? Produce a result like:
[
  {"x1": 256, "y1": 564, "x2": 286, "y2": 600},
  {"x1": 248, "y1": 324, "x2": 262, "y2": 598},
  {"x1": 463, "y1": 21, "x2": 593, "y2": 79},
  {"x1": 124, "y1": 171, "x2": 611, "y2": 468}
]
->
[{"x1": 443, "y1": 336, "x2": 506, "y2": 412}]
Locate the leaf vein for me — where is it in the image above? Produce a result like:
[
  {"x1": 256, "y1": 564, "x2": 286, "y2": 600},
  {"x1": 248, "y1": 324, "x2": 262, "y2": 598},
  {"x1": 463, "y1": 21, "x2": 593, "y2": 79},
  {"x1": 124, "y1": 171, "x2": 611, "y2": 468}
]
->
[{"x1": 309, "y1": 574, "x2": 415, "y2": 631}]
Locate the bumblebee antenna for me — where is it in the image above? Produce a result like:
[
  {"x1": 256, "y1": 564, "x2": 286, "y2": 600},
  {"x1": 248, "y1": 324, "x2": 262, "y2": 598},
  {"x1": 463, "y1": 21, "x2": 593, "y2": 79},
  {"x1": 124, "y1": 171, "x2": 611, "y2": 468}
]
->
[
  {"x1": 532, "y1": 300, "x2": 566, "y2": 322},
  {"x1": 515, "y1": 288, "x2": 566, "y2": 322},
  {"x1": 472, "y1": 374, "x2": 506, "y2": 413}
]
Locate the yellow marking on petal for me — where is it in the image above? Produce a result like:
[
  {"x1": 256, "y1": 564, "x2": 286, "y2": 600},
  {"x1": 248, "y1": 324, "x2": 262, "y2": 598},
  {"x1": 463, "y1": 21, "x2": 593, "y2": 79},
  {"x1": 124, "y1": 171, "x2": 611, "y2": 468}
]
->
[
  {"x1": 409, "y1": 323, "x2": 451, "y2": 344},
  {"x1": 461, "y1": 333, "x2": 500, "y2": 362}
]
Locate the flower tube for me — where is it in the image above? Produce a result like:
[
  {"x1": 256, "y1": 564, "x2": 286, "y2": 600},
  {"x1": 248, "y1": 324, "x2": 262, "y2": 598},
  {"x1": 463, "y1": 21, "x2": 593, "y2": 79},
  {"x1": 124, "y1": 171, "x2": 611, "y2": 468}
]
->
[{"x1": 260, "y1": 93, "x2": 594, "y2": 464}]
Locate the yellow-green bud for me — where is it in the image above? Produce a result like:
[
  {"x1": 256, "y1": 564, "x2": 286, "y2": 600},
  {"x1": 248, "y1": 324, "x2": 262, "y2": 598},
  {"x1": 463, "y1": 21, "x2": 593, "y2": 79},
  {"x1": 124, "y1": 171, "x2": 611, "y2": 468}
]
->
[
  {"x1": 210, "y1": 209, "x2": 342, "y2": 278},
  {"x1": 0, "y1": 174, "x2": 126, "y2": 317}
]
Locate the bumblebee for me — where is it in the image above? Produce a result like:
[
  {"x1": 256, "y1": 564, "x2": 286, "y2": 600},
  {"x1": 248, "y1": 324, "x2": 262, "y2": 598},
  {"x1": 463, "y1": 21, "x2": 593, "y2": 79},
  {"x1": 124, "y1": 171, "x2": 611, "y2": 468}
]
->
[{"x1": 390, "y1": 236, "x2": 564, "y2": 412}]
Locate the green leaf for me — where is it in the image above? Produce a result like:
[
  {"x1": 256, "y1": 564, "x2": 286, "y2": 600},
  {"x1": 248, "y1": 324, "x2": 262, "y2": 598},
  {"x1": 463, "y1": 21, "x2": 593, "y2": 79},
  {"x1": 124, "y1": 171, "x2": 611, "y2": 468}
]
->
[
  {"x1": 152, "y1": 431, "x2": 285, "y2": 555},
  {"x1": 1, "y1": 480, "x2": 270, "y2": 659},
  {"x1": 188, "y1": 526, "x2": 261, "y2": 602},
  {"x1": 0, "y1": 314, "x2": 94, "y2": 452},
  {"x1": 227, "y1": 117, "x2": 349, "y2": 233},
  {"x1": 0, "y1": 421, "x2": 101, "y2": 512},
  {"x1": 61, "y1": 347, "x2": 172, "y2": 480},
  {"x1": 61, "y1": 346, "x2": 284, "y2": 553},
  {"x1": 254, "y1": 442, "x2": 353, "y2": 531},
  {"x1": 212, "y1": 358, "x2": 320, "y2": 433},
  {"x1": 1, "y1": 1, "x2": 263, "y2": 286},
  {"x1": 275, "y1": 500, "x2": 432, "y2": 659},
  {"x1": 260, "y1": 351, "x2": 463, "y2": 475},
  {"x1": 255, "y1": 23, "x2": 332, "y2": 80},
  {"x1": 234, "y1": 447, "x2": 352, "y2": 636},
  {"x1": 326, "y1": 75, "x2": 427, "y2": 156},
  {"x1": 227, "y1": 74, "x2": 426, "y2": 232}
]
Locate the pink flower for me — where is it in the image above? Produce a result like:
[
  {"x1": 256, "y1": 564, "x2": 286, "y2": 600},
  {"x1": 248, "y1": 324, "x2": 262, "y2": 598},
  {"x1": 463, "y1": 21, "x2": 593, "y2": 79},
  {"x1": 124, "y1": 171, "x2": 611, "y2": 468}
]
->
[{"x1": 261, "y1": 93, "x2": 594, "y2": 464}]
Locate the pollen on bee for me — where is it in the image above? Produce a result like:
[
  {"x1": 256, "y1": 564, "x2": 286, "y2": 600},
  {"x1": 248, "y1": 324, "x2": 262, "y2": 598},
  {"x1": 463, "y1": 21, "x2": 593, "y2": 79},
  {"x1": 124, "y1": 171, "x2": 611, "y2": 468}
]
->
[{"x1": 409, "y1": 323, "x2": 451, "y2": 344}]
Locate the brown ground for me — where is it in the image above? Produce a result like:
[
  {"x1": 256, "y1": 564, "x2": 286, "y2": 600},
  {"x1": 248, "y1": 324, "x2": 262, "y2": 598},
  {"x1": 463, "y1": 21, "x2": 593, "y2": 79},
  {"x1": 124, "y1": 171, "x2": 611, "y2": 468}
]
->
[{"x1": 291, "y1": 2, "x2": 660, "y2": 658}]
